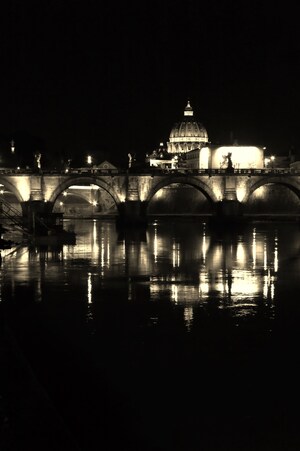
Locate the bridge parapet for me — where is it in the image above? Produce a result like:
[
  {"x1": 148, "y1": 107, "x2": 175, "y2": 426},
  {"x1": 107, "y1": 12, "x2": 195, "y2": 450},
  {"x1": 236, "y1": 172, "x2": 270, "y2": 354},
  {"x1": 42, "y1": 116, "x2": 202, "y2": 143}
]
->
[
  {"x1": 1, "y1": 166, "x2": 300, "y2": 177},
  {"x1": 1, "y1": 169, "x2": 300, "y2": 226}
]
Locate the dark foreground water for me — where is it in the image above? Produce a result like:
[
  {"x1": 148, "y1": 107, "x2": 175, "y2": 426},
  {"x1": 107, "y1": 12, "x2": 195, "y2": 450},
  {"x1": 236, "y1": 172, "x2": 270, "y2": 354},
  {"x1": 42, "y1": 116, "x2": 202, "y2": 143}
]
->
[{"x1": 1, "y1": 218, "x2": 300, "y2": 450}]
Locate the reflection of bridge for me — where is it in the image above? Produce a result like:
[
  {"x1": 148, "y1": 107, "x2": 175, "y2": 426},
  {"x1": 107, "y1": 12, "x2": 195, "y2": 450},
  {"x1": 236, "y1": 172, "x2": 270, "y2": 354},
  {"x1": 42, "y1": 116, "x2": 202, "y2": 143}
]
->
[{"x1": 1, "y1": 167, "x2": 300, "y2": 226}]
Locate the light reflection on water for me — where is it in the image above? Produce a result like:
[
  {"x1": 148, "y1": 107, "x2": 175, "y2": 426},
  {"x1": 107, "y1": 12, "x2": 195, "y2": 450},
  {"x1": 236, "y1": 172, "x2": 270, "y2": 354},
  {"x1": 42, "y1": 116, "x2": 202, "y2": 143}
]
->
[
  {"x1": 1, "y1": 218, "x2": 300, "y2": 331},
  {"x1": 2, "y1": 218, "x2": 300, "y2": 450}
]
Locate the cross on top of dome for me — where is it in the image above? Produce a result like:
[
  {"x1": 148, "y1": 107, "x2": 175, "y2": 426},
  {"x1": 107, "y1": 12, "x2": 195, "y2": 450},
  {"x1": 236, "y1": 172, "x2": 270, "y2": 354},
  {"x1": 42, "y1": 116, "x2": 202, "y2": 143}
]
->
[{"x1": 184, "y1": 100, "x2": 193, "y2": 117}]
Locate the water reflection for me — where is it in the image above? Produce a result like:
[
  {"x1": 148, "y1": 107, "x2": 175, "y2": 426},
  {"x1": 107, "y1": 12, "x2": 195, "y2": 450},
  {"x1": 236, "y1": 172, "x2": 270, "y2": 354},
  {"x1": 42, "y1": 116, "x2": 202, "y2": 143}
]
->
[
  {"x1": 146, "y1": 221, "x2": 283, "y2": 325},
  {"x1": 2, "y1": 220, "x2": 300, "y2": 330},
  {"x1": 2, "y1": 219, "x2": 300, "y2": 451}
]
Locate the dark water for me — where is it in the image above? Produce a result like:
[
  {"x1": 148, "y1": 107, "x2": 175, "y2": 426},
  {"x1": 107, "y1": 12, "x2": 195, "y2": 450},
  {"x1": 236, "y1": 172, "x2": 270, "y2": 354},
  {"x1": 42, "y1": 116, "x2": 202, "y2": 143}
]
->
[{"x1": 2, "y1": 218, "x2": 300, "y2": 450}]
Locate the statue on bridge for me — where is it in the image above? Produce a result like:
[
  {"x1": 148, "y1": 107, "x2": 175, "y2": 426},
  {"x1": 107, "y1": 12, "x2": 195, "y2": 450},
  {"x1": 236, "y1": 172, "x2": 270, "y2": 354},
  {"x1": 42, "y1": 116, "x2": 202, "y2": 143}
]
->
[
  {"x1": 226, "y1": 152, "x2": 234, "y2": 173},
  {"x1": 127, "y1": 153, "x2": 136, "y2": 170},
  {"x1": 34, "y1": 152, "x2": 42, "y2": 172},
  {"x1": 128, "y1": 153, "x2": 132, "y2": 169}
]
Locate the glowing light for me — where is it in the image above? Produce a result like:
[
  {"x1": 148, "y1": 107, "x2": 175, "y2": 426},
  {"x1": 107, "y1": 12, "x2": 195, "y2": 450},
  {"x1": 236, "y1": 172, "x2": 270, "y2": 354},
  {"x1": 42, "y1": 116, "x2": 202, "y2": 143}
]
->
[
  {"x1": 274, "y1": 236, "x2": 278, "y2": 273},
  {"x1": 236, "y1": 242, "x2": 246, "y2": 266},
  {"x1": 87, "y1": 273, "x2": 92, "y2": 304},
  {"x1": 139, "y1": 177, "x2": 152, "y2": 201},
  {"x1": 236, "y1": 185, "x2": 247, "y2": 202},
  {"x1": 265, "y1": 155, "x2": 275, "y2": 168},
  {"x1": 87, "y1": 155, "x2": 92, "y2": 165},
  {"x1": 213, "y1": 146, "x2": 264, "y2": 169},
  {"x1": 199, "y1": 146, "x2": 210, "y2": 169},
  {"x1": 63, "y1": 191, "x2": 67, "y2": 196},
  {"x1": 230, "y1": 269, "x2": 260, "y2": 296},
  {"x1": 252, "y1": 228, "x2": 257, "y2": 269},
  {"x1": 263, "y1": 276, "x2": 268, "y2": 299},
  {"x1": 171, "y1": 156, "x2": 178, "y2": 169},
  {"x1": 184, "y1": 307, "x2": 193, "y2": 331},
  {"x1": 107, "y1": 241, "x2": 110, "y2": 267},
  {"x1": 202, "y1": 235, "x2": 207, "y2": 262},
  {"x1": 101, "y1": 238, "x2": 105, "y2": 268},
  {"x1": 15, "y1": 178, "x2": 31, "y2": 201},
  {"x1": 263, "y1": 241, "x2": 267, "y2": 270},
  {"x1": 93, "y1": 221, "x2": 97, "y2": 242},
  {"x1": 263, "y1": 269, "x2": 275, "y2": 300},
  {"x1": 172, "y1": 242, "x2": 180, "y2": 267},
  {"x1": 171, "y1": 284, "x2": 178, "y2": 303},
  {"x1": 252, "y1": 185, "x2": 267, "y2": 200},
  {"x1": 270, "y1": 278, "x2": 275, "y2": 299},
  {"x1": 154, "y1": 226, "x2": 158, "y2": 263},
  {"x1": 153, "y1": 188, "x2": 164, "y2": 200}
]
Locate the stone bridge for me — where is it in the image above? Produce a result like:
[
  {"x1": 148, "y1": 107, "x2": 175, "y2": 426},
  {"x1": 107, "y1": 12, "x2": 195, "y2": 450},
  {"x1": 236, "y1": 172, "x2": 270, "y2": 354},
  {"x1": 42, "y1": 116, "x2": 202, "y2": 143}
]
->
[{"x1": 1, "y1": 167, "x2": 300, "y2": 226}]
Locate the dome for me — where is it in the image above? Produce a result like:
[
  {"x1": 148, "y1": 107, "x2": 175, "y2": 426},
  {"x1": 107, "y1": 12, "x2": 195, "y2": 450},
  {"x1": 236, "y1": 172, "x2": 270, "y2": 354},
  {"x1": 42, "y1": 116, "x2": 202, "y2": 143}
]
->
[{"x1": 167, "y1": 101, "x2": 209, "y2": 154}]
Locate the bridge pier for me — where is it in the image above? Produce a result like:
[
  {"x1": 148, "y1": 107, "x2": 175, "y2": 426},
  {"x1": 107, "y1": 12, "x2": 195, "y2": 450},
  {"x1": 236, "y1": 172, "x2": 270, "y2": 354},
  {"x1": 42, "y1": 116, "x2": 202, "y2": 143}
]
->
[
  {"x1": 213, "y1": 200, "x2": 245, "y2": 229},
  {"x1": 216, "y1": 199, "x2": 244, "y2": 217},
  {"x1": 210, "y1": 175, "x2": 245, "y2": 226},
  {"x1": 116, "y1": 201, "x2": 148, "y2": 228},
  {"x1": 21, "y1": 200, "x2": 56, "y2": 234}
]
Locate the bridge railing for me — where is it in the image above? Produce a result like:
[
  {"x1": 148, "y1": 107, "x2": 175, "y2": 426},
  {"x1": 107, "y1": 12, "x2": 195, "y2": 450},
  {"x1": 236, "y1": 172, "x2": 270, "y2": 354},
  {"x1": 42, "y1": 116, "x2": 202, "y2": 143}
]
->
[
  {"x1": 0, "y1": 167, "x2": 300, "y2": 176},
  {"x1": 137, "y1": 168, "x2": 300, "y2": 176}
]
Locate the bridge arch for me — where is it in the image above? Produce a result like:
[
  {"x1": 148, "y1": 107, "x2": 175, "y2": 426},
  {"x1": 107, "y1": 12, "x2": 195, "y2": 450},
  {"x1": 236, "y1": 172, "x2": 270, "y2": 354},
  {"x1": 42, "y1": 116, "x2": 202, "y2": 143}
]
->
[
  {"x1": 245, "y1": 177, "x2": 300, "y2": 202},
  {"x1": 146, "y1": 176, "x2": 217, "y2": 203},
  {"x1": 0, "y1": 177, "x2": 25, "y2": 203},
  {"x1": 48, "y1": 176, "x2": 122, "y2": 207}
]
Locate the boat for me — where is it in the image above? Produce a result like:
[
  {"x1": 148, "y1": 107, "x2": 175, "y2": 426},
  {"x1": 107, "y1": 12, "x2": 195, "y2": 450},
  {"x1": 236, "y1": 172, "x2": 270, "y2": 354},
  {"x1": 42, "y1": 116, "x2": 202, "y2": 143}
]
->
[
  {"x1": 29, "y1": 227, "x2": 76, "y2": 246},
  {"x1": 0, "y1": 237, "x2": 16, "y2": 249},
  {"x1": 0, "y1": 222, "x2": 20, "y2": 250}
]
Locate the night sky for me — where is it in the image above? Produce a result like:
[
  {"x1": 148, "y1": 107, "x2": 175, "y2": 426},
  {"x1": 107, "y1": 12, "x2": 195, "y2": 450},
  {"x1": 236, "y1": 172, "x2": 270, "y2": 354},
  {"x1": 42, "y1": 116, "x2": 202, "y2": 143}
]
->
[{"x1": 1, "y1": 1, "x2": 300, "y2": 167}]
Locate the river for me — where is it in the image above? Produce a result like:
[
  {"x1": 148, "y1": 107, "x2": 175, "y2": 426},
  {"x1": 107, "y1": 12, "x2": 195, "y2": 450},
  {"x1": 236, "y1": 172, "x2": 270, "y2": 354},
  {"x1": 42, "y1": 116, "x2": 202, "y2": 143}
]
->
[{"x1": 1, "y1": 218, "x2": 300, "y2": 450}]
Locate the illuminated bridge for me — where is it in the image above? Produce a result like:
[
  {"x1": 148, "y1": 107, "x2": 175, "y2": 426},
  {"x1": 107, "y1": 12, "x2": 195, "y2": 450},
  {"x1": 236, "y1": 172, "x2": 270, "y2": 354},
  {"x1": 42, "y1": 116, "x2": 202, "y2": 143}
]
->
[{"x1": 1, "y1": 167, "x2": 300, "y2": 227}]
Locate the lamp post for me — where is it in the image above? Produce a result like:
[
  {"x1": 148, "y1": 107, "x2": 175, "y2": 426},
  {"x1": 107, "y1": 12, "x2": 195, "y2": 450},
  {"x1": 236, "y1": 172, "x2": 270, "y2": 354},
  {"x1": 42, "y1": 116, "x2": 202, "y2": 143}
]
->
[{"x1": 270, "y1": 155, "x2": 275, "y2": 168}]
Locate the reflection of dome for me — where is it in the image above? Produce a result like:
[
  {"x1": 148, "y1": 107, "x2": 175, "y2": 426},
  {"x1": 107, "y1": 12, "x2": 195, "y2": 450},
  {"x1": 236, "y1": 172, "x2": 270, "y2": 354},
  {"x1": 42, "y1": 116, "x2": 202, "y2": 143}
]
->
[{"x1": 167, "y1": 101, "x2": 209, "y2": 154}]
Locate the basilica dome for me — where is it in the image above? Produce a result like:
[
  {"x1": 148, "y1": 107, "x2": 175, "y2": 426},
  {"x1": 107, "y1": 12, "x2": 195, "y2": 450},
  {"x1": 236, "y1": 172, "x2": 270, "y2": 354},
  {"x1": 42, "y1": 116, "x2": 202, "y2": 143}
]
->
[{"x1": 167, "y1": 101, "x2": 209, "y2": 154}]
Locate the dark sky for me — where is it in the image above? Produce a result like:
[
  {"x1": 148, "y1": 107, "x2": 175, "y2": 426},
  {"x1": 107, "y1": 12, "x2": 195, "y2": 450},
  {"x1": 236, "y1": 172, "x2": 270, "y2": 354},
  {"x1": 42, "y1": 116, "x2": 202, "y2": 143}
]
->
[{"x1": 1, "y1": 0, "x2": 300, "y2": 166}]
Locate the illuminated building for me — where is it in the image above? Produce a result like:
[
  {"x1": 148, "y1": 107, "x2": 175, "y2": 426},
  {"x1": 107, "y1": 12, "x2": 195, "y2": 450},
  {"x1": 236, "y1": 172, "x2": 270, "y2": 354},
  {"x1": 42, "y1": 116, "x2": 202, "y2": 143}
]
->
[
  {"x1": 148, "y1": 101, "x2": 266, "y2": 170},
  {"x1": 186, "y1": 145, "x2": 265, "y2": 169},
  {"x1": 167, "y1": 101, "x2": 209, "y2": 154},
  {"x1": 145, "y1": 143, "x2": 174, "y2": 169}
]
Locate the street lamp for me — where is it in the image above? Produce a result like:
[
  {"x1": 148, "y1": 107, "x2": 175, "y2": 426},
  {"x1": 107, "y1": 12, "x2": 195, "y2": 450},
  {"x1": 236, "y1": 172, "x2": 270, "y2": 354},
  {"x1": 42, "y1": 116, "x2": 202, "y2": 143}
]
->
[
  {"x1": 270, "y1": 155, "x2": 275, "y2": 168},
  {"x1": 87, "y1": 155, "x2": 92, "y2": 165}
]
